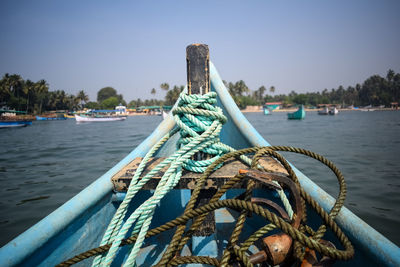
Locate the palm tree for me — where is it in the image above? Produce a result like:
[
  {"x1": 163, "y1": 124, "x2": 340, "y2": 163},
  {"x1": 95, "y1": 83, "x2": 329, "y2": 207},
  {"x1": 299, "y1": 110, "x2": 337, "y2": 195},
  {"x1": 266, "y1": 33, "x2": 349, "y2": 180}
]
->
[
  {"x1": 269, "y1": 86, "x2": 275, "y2": 94},
  {"x1": 387, "y1": 69, "x2": 395, "y2": 82},
  {"x1": 69, "y1": 95, "x2": 79, "y2": 111},
  {"x1": 160, "y1": 83, "x2": 169, "y2": 91},
  {"x1": 24, "y1": 80, "x2": 35, "y2": 113},
  {"x1": 34, "y1": 80, "x2": 49, "y2": 114},
  {"x1": 236, "y1": 80, "x2": 249, "y2": 96},
  {"x1": 77, "y1": 90, "x2": 89, "y2": 109},
  {"x1": 165, "y1": 85, "x2": 182, "y2": 105},
  {"x1": 0, "y1": 73, "x2": 11, "y2": 105},
  {"x1": 9, "y1": 74, "x2": 24, "y2": 110},
  {"x1": 257, "y1": 86, "x2": 266, "y2": 103}
]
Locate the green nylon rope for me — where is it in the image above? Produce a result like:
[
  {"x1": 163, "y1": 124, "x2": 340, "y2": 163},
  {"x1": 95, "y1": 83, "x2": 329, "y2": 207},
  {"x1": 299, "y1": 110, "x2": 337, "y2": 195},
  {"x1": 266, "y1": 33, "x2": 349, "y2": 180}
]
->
[{"x1": 91, "y1": 92, "x2": 294, "y2": 267}]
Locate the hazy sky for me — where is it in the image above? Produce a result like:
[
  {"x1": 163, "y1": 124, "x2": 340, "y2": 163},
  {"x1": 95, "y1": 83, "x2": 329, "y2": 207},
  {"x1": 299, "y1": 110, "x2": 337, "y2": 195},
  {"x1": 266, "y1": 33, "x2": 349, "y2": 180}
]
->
[{"x1": 1, "y1": 0, "x2": 399, "y2": 102}]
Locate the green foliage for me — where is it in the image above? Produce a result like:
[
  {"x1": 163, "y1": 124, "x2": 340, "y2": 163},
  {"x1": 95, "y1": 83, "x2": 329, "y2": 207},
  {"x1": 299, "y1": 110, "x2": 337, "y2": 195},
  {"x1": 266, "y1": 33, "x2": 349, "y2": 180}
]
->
[
  {"x1": 2, "y1": 68, "x2": 399, "y2": 114},
  {"x1": 235, "y1": 95, "x2": 259, "y2": 109},
  {"x1": 165, "y1": 85, "x2": 184, "y2": 105},
  {"x1": 85, "y1": 101, "x2": 100, "y2": 109},
  {"x1": 0, "y1": 73, "x2": 83, "y2": 113},
  {"x1": 160, "y1": 83, "x2": 169, "y2": 91},
  {"x1": 97, "y1": 87, "x2": 117, "y2": 103},
  {"x1": 101, "y1": 96, "x2": 119, "y2": 109},
  {"x1": 225, "y1": 69, "x2": 400, "y2": 108}
]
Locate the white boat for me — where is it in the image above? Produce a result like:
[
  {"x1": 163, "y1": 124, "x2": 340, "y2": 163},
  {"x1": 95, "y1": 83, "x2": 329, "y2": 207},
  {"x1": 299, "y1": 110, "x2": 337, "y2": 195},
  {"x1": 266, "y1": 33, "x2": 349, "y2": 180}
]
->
[
  {"x1": 161, "y1": 110, "x2": 169, "y2": 120},
  {"x1": 329, "y1": 107, "x2": 339, "y2": 115},
  {"x1": 318, "y1": 106, "x2": 329, "y2": 115},
  {"x1": 74, "y1": 114, "x2": 127, "y2": 122}
]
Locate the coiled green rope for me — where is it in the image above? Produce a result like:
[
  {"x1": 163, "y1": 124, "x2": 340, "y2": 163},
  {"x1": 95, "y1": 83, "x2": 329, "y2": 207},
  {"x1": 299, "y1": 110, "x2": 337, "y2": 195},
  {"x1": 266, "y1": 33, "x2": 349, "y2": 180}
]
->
[{"x1": 91, "y1": 92, "x2": 294, "y2": 267}]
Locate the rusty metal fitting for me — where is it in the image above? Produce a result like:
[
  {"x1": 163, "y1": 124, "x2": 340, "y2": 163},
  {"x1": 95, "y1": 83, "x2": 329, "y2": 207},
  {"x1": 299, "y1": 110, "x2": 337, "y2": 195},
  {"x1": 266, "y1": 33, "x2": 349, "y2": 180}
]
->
[
  {"x1": 263, "y1": 233, "x2": 293, "y2": 266},
  {"x1": 300, "y1": 240, "x2": 336, "y2": 267},
  {"x1": 248, "y1": 233, "x2": 293, "y2": 265}
]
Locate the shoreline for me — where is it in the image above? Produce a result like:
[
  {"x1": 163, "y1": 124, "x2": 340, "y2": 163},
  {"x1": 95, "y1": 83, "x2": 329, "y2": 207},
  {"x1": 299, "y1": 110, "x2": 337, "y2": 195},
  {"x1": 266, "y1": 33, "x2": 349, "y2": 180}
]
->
[{"x1": 241, "y1": 107, "x2": 399, "y2": 113}]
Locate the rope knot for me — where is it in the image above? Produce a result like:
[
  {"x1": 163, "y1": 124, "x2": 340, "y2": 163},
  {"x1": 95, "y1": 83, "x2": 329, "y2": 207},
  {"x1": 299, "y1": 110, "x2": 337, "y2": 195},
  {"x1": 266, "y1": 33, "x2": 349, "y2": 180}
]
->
[{"x1": 172, "y1": 92, "x2": 229, "y2": 173}]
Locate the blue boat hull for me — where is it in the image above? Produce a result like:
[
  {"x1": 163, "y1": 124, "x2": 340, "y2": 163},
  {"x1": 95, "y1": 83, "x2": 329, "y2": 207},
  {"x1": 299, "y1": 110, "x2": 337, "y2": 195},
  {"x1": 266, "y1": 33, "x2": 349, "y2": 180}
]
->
[
  {"x1": 0, "y1": 63, "x2": 399, "y2": 267},
  {"x1": 0, "y1": 121, "x2": 32, "y2": 128},
  {"x1": 36, "y1": 116, "x2": 67, "y2": 120}
]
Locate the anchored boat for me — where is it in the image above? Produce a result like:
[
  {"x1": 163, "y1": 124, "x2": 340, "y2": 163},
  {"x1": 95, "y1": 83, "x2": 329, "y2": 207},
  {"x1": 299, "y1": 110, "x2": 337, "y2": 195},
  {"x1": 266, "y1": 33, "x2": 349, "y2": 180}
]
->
[
  {"x1": 318, "y1": 106, "x2": 329, "y2": 115},
  {"x1": 263, "y1": 106, "x2": 271, "y2": 115},
  {"x1": 329, "y1": 107, "x2": 339, "y2": 115},
  {"x1": 36, "y1": 115, "x2": 67, "y2": 121},
  {"x1": 0, "y1": 120, "x2": 32, "y2": 128},
  {"x1": 0, "y1": 45, "x2": 399, "y2": 267},
  {"x1": 75, "y1": 110, "x2": 127, "y2": 122},
  {"x1": 287, "y1": 105, "x2": 305, "y2": 120},
  {"x1": 0, "y1": 110, "x2": 33, "y2": 128}
]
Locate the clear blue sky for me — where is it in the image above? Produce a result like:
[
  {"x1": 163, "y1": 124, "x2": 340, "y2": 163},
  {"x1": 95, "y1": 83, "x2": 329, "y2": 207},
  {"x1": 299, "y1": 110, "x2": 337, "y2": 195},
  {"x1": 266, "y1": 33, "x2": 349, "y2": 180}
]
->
[{"x1": 1, "y1": 0, "x2": 399, "y2": 103}]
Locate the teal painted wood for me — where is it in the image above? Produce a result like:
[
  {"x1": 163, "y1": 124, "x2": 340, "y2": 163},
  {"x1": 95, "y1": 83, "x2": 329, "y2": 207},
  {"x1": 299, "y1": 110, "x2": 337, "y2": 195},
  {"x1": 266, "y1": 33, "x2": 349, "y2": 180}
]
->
[
  {"x1": 263, "y1": 107, "x2": 271, "y2": 115},
  {"x1": 36, "y1": 116, "x2": 67, "y2": 120},
  {"x1": 287, "y1": 105, "x2": 305, "y2": 119},
  {"x1": 0, "y1": 62, "x2": 399, "y2": 266}
]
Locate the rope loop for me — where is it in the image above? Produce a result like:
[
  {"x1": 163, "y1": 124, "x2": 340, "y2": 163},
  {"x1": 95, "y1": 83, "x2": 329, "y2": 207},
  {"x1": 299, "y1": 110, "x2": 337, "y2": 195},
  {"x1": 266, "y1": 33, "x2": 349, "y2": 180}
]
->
[{"x1": 173, "y1": 92, "x2": 229, "y2": 173}]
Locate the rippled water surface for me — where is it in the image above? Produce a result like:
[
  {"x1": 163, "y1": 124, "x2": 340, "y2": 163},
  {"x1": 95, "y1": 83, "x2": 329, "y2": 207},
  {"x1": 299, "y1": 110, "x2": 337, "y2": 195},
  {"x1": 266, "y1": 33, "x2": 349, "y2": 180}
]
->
[{"x1": 0, "y1": 111, "x2": 399, "y2": 247}]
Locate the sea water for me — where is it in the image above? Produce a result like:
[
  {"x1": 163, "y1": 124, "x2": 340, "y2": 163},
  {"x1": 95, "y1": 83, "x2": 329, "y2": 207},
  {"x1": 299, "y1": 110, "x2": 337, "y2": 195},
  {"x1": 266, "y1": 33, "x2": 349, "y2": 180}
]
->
[{"x1": 0, "y1": 111, "x2": 399, "y2": 247}]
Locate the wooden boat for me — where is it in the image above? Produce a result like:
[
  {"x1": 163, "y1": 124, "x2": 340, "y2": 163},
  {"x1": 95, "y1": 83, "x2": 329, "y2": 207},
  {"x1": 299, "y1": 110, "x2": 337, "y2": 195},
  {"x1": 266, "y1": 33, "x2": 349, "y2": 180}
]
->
[
  {"x1": 287, "y1": 105, "x2": 305, "y2": 120},
  {"x1": 64, "y1": 114, "x2": 75, "y2": 119},
  {"x1": 0, "y1": 120, "x2": 32, "y2": 128},
  {"x1": 263, "y1": 106, "x2": 271, "y2": 115},
  {"x1": 0, "y1": 46, "x2": 399, "y2": 267},
  {"x1": 0, "y1": 110, "x2": 33, "y2": 128},
  {"x1": 329, "y1": 107, "x2": 339, "y2": 115},
  {"x1": 75, "y1": 114, "x2": 127, "y2": 122},
  {"x1": 36, "y1": 115, "x2": 67, "y2": 121},
  {"x1": 318, "y1": 106, "x2": 329, "y2": 115}
]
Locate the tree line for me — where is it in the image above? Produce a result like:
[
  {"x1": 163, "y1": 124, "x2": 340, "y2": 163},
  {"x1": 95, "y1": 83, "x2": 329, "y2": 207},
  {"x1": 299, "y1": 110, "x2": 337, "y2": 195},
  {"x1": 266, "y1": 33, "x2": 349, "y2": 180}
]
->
[
  {"x1": 0, "y1": 74, "x2": 89, "y2": 114},
  {"x1": 145, "y1": 69, "x2": 399, "y2": 110},
  {"x1": 2, "y1": 69, "x2": 399, "y2": 113},
  {"x1": 221, "y1": 69, "x2": 399, "y2": 108}
]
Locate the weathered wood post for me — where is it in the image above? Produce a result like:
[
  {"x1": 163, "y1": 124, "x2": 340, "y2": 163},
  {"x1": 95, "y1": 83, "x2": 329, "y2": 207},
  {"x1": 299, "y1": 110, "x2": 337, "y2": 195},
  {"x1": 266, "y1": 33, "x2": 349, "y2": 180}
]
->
[
  {"x1": 186, "y1": 44, "x2": 216, "y2": 236},
  {"x1": 186, "y1": 44, "x2": 210, "y2": 95}
]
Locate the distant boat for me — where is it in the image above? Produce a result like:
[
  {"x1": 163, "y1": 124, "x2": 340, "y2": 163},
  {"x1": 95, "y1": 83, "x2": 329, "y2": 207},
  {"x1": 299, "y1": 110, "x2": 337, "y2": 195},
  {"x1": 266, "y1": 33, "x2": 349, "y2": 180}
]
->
[
  {"x1": 318, "y1": 107, "x2": 329, "y2": 115},
  {"x1": 0, "y1": 120, "x2": 32, "y2": 128},
  {"x1": 64, "y1": 114, "x2": 75, "y2": 119},
  {"x1": 287, "y1": 105, "x2": 305, "y2": 120},
  {"x1": 329, "y1": 107, "x2": 339, "y2": 115},
  {"x1": 75, "y1": 114, "x2": 127, "y2": 122},
  {"x1": 161, "y1": 110, "x2": 169, "y2": 119},
  {"x1": 263, "y1": 106, "x2": 271, "y2": 115},
  {"x1": 0, "y1": 109, "x2": 32, "y2": 128},
  {"x1": 36, "y1": 116, "x2": 67, "y2": 121}
]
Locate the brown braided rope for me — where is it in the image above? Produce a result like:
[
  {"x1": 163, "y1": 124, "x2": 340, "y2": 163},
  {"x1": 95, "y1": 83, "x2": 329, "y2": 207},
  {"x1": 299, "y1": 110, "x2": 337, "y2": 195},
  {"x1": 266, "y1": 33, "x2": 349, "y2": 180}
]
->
[
  {"x1": 167, "y1": 256, "x2": 219, "y2": 266},
  {"x1": 57, "y1": 146, "x2": 354, "y2": 266}
]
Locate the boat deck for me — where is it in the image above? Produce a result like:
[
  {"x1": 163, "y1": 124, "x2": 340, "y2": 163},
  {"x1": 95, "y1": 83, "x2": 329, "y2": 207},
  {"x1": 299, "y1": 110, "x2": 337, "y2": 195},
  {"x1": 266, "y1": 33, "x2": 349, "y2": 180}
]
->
[{"x1": 111, "y1": 156, "x2": 288, "y2": 191}]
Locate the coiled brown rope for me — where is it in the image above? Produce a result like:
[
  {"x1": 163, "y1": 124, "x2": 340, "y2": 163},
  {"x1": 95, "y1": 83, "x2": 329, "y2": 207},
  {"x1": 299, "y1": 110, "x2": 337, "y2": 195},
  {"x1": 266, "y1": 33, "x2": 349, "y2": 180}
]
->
[{"x1": 57, "y1": 146, "x2": 354, "y2": 266}]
